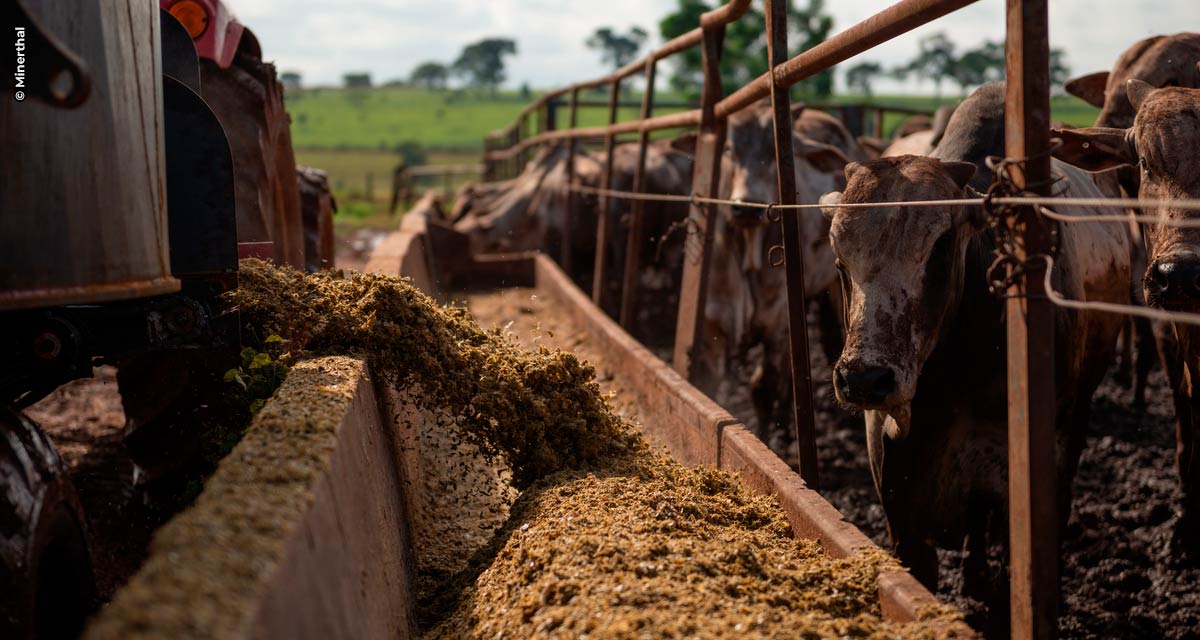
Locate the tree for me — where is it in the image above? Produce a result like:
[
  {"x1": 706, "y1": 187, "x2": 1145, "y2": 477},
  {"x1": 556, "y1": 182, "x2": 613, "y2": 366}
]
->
[
  {"x1": 410, "y1": 61, "x2": 449, "y2": 89},
  {"x1": 586, "y1": 26, "x2": 649, "y2": 70},
  {"x1": 897, "y1": 32, "x2": 956, "y2": 98},
  {"x1": 659, "y1": 0, "x2": 834, "y2": 98},
  {"x1": 1049, "y1": 48, "x2": 1071, "y2": 93},
  {"x1": 343, "y1": 72, "x2": 372, "y2": 88},
  {"x1": 452, "y1": 38, "x2": 517, "y2": 93},
  {"x1": 844, "y1": 61, "x2": 882, "y2": 96},
  {"x1": 280, "y1": 71, "x2": 302, "y2": 90}
]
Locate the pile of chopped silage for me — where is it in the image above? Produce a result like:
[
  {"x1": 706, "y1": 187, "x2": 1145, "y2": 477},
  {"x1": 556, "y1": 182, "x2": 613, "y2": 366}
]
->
[
  {"x1": 227, "y1": 259, "x2": 642, "y2": 488},
  {"x1": 226, "y1": 261, "x2": 969, "y2": 638},
  {"x1": 422, "y1": 452, "x2": 970, "y2": 639}
]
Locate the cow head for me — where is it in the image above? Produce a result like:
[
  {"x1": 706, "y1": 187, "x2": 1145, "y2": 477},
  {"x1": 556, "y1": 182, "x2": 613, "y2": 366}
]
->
[
  {"x1": 1065, "y1": 33, "x2": 1200, "y2": 128},
  {"x1": 722, "y1": 103, "x2": 849, "y2": 276},
  {"x1": 1053, "y1": 81, "x2": 1200, "y2": 311},
  {"x1": 457, "y1": 143, "x2": 596, "y2": 253},
  {"x1": 823, "y1": 156, "x2": 979, "y2": 438}
]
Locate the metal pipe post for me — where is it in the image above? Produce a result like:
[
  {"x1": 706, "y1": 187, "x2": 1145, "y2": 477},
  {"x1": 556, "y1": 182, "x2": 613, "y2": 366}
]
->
[
  {"x1": 618, "y1": 59, "x2": 658, "y2": 330},
  {"x1": 591, "y1": 78, "x2": 623, "y2": 312},
  {"x1": 1004, "y1": 0, "x2": 1058, "y2": 637},
  {"x1": 561, "y1": 88, "x2": 581, "y2": 272},
  {"x1": 672, "y1": 22, "x2": 727, "y2": 384},
  {"x1": 765, "y1": 0, "x2": 820, "y2": 488}
]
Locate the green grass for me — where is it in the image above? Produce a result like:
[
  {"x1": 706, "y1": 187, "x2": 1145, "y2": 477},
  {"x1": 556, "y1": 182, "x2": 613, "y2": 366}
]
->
[
  {"x1": 287, "y1": 86, "x2": 1100, "y2": 153},
  {"x1": 825, "y1": 93, "x2": 1100, "y2": 137},
  {"x1": 286, "y1": 86, "x2": 688, "y2": 151}
]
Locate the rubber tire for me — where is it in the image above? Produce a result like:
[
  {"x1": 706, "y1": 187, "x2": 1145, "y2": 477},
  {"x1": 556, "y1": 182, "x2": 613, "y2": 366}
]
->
[{"x1": 0, "y1": 406, "x2": 96, "y2": 640}]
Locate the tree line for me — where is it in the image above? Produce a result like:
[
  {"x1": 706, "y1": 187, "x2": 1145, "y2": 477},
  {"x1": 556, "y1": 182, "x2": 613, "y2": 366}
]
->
[
  {"x1": 397, "y1": 1, "x2": 1068, "y2": 99},
  {"x1": 844, "y1": 32, "x2": 1070, "y2": 97}
]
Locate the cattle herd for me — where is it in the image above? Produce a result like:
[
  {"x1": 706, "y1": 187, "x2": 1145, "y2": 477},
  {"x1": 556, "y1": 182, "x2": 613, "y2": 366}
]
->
[{"x1": 433, "y1": 32, "x2": 1200, "y2": 630}]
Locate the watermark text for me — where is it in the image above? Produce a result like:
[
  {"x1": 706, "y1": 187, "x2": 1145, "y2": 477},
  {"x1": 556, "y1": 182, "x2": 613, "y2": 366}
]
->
[{"x1": 14, "y1": 26, "x2": 26, "y2": 101}]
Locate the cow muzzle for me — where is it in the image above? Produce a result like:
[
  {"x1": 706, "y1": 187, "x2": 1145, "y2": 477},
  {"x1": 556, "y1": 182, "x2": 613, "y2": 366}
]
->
[
  {"x1": 730, "y1": 201, "x2": 764, "y2": 227},
  {"x1": 1145, "y1": 257, "x2": 1200, "y2": 310},
  {"x1": 833, "y1": 361, "x2": 898, "y2": 408}
]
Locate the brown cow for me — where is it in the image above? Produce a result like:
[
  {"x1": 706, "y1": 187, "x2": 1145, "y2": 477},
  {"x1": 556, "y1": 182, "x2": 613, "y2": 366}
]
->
[
  {"x1": 455, "y1": 143, "x2": 601, "y2": 258},
  {"x1": 1066, "y1": 33, "x2": 1200, "y2": 407},
  {"x1": 698, "y1": 102, "x2": 849, "y2": 451},
  {"x1": 823, "y1": 82, "x2": 1130, "y2": 617},
  {"x1": 1053, "y1": 79, "x2": 1200, "y2": 554}
]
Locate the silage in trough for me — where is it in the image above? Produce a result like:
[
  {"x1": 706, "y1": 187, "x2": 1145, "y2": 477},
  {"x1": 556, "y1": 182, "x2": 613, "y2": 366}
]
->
[{"x1": 227, "y1": 261, "x2": 969, "y2": 638}]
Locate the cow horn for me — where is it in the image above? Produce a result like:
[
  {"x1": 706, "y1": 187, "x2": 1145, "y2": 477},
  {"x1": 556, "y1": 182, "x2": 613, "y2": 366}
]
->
[
  {"x1": 819, "y1": 191, "x2": 843, "y2": 222},
  {"x1": 843, "y1": 161, "x2": 863, "y2": 184},
  {"x1": 1126, "y1": 78, "x2": 1155, "y2": 112}
]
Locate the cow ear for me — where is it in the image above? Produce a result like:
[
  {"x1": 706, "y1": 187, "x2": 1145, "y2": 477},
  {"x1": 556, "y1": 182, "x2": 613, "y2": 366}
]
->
[
  {"x1": 1052, "y1": 127, "x2": 1134, "y2": 172},
  {"x1": 1126, "y1": 78, "x2": 1155, "y2": 112},
  {"x1": 790, "y1": 102, "x2": 807, "y2": 121},
  {"x1": 857, "y1": 136, "x2": 888, "y2": 156},
  {"x1": 941, "y1": 161, "x2": 977, "y2": 190},
  {"x1": 797, "y1": 139, "x2": 849, "y2": 173},
  {"x1": 670, "y1": 132, "x2": 698, "y2": 156},
  {"x1": 1064, "y1": 71, "x2": 1109, "y2": 108},
  {"x1": 819, "y1": 191, "x2": 843, "y2": 222}
]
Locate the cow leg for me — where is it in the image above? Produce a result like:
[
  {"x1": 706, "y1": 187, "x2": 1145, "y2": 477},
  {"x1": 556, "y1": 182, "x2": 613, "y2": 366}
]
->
[
  {"x1": 1133, "y1": 316, "x2": 1156, "y2": 408},
  {"x1": 894, "y1": 532, "x2": 939, "y2": 592},
  {"x1": 1115, "y1": 318, "x2": 1134, "y2": 388},
  {"x1": 960, "y1": 499, "x2": 992, "y2": 603},
  {"x1": 1156, "y1": 325, "x2": 1200, "y2": 555},
  {"x1": 1176, "y1": 362, "x2": 1200, "y2": 558}
]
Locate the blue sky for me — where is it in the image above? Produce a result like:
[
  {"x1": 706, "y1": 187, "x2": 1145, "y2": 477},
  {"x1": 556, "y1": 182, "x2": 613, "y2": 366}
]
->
[{"x1": 230, "y1": 0, "x2": 1199, "y2": 92}]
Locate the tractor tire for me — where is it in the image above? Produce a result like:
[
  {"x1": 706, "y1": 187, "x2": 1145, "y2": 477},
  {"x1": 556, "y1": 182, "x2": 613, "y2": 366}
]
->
[
  {"x1": 200, "y1": 31, "x2": 306, "y2": 269},
  {"x1": 0, "y1": 406, "x2": 96, "y2": 640}
]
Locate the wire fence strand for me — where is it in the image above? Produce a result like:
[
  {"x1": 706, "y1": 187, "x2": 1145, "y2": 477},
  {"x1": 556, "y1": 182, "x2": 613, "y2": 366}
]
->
[
  {"x1": 1039, "y1": 255, "x2": 1200, "y2": 328},
  {"x1": 565, "y1": 182, "x2": 1200, "y2": 218}
]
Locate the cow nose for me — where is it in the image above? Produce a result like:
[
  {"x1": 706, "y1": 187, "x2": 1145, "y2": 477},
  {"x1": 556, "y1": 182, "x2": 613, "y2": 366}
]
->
[
  {"x1": 731, "y1": 202, "x2": 761, "y2": 222},
  {"x1": 833, "y1": 364, "x2": 897, "y2": 406},
  {"x1": 1147, "y1": 260, "x2": 1200, "y2": 302}
]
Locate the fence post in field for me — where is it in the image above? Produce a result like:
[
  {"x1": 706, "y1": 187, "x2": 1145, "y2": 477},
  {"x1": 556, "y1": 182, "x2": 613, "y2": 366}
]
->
[
  {"x1": 672, "y1": 16, "x2": 728, "y2": 385},
  {"x1": 765, "y1": 0, "x2": 820, "y2": 489},
  {"x1": 618, "y1": 58, "x2": 658, "y2": 331},
  {"x1": 1004, "y1": 0, "x2": 1058, "y2": 637},
  {"x1": 483, "y1": 136, "x2": 496, "y2": 182},
  {"x1": 591, "y1": 77, "x2": 623, "y2": 313},
  {"x1": 365, "y1": 172, "x2": 374, "y2": 204},
  {"x1": 872, "y1": 107, "x2": 885, "y2": 138}
]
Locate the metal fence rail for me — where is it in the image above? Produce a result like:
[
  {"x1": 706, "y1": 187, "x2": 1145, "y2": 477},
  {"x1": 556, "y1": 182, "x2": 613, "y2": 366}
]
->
[{"x1": 468, "y1": 0, "x2": 1179, "y2": 637}]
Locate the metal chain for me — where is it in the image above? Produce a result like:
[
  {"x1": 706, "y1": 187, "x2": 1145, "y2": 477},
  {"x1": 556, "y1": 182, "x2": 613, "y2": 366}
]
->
[{"x1": 982, "y1": 148, "x2": 1061, "y2": 298}]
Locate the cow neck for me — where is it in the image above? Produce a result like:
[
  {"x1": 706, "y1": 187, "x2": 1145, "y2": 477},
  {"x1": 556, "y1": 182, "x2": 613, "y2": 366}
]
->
[{"x1": 916, "y1": 226, "x2": 1006, "y2": 399}]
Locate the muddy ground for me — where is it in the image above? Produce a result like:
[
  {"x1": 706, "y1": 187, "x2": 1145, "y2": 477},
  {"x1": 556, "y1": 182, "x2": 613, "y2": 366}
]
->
[
  {"x1": 715, "y1": 305, "x2": 1200, "y2": 639},
  {"x1": 24, "y1": 368, "x2": 168, "y2": 601}
]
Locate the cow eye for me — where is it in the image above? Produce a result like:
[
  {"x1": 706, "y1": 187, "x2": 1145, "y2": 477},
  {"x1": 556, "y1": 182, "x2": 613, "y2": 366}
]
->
[{"x1": 1138, "y1": 156, "x2": 1150, "y2": 177}]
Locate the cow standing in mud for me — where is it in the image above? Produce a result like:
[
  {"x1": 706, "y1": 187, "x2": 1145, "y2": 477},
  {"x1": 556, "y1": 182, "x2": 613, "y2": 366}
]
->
[
  {"x1": 699, "y1": 102, "x2": 851, "y2": 452},
  {"x1": 821, "y1": 83, "x2": 1131, "y2": 622},
  {"x1": 1064, "y1": 32, "x2": 1200, "y2": 408},
  {"x1": 1053, "y1": 79, "x2": 1200, "y2": 554}
]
